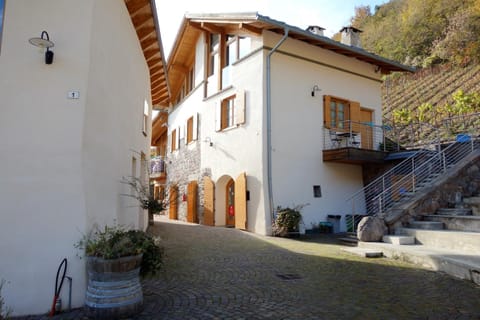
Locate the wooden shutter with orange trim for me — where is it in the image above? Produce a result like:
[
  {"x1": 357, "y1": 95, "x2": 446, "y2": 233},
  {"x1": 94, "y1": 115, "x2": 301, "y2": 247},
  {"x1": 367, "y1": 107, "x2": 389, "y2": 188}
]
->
[
  {"x1": 234, "y1": 172, "x2": 247, "y2": 230},
  {"x1": 187, "y1": 181, "x2": 198, "y2": 223},
  {"x1": 323, "y1": 95, "x2": 331, "y2": 128},
  {"x1": 203, "y1": 176, "x2": 215, "y2": 226},
  {"x1": 169, "y1": 185, "x2": 178, "y2": 220}
]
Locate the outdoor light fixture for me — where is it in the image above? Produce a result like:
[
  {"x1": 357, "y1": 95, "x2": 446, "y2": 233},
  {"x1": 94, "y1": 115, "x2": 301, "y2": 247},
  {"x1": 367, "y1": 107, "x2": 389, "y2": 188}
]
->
[
  {"x1": 29, "y1": 31, "x2": 54, "y2": 64},
  {"x1": 311, "y1": 85, "x2": 321, "y2": 97}
]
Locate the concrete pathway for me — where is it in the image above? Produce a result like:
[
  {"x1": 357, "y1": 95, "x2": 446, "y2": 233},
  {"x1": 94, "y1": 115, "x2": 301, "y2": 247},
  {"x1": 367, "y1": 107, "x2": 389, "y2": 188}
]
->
[{"x1": 16, "y1": 216, "x2": 480, "y2": 319}]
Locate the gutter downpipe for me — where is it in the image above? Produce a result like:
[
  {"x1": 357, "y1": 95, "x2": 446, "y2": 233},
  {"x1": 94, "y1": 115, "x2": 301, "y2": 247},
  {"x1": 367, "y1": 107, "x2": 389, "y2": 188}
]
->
[{"x1": 266, "y1": 28, "x2": 289, "y2": 233}]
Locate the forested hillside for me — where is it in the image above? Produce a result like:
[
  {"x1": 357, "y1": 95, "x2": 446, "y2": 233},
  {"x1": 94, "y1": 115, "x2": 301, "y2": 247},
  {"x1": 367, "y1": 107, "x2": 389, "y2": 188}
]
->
[
  {"x1": 338, "y1": 0, "x2": 480, "y2": 137},
  {"x1": 345, "y1": 0, "x2": 480, "y2": 67}
]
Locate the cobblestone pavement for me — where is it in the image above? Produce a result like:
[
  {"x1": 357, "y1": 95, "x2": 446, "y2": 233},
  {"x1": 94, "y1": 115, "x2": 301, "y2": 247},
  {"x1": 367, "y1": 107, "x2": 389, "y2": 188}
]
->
[{"x1": 16, "y1": 216, "x2": 480, "y2": 319}]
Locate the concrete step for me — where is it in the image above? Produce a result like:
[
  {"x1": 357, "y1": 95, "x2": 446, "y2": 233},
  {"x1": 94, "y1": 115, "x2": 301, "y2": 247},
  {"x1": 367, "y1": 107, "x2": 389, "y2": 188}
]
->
[
  {"x1": 358, "y1": 241, "x2": 480, "y2": 285},
  {"x1": 409, "y1": 221, "x2": 444, "y2": 230},
  {"x1": 342, "y1": 247, "x2": 383, "y2": 258},
  {"x1": 398, "y1": 228, "x2": 480, "y2": 254},
  {"x1": 383, "y1": 235, "x2": 415, "y2": 245},
  {"x1": 437, "y1": 208, "x2": 473, "y2": 216},
  {"x1": 423, "y1": 215, "x2": 480, "y2": 232}
]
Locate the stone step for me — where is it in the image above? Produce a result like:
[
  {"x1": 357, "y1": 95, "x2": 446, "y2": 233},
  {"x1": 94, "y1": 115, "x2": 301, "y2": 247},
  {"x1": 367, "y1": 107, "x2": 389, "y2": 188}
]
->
[
  {"x1": 423, "y1": 215, "x2": 480, "y2": 233},
  {"x1": 409, "y1": 221, "x2": 444, "y2": 230},
  {"x1": 383, "y1": 235, "x2": 415, "y2": 245},
  {"x1": 437, "y1": 208, "x2": 472, "y2": 216},
  {"x1": 358, "y1": 241, "x2": 480, "y2": 285},
  {"x1": 397, "y1": 228, "x2": 480, "y2": 254},
  {"x1": 463, "y1": 197, "x2": 480, "y2": 216},
  {"x1": 342, "y1": 247, "x2": 383, "y2": 258}
]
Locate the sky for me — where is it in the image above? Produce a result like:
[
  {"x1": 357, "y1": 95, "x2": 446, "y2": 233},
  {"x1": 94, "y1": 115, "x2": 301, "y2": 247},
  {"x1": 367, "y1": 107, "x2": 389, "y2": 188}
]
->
[{"x1": 156, "y1": 0, "x2": 388, "y2": 59}]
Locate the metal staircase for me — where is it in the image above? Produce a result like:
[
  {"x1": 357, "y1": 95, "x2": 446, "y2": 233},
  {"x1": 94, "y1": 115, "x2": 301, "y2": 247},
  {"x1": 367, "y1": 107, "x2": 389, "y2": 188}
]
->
[{"x1": 346, "y1": 112, "x2": 480, "y2": 229}]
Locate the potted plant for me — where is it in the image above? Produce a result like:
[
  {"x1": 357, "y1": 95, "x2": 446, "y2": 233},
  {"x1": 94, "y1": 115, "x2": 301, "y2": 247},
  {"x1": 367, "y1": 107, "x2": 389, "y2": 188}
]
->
[
  {"x1": 121, "y1": 176, "x2": 165, "y2": 217},
  {"x1": 273, "y1": 205, "x2": 306, "y2": 237},
  {"x1": 76, "y1": 225, "x2": 162, "y2": 319}
]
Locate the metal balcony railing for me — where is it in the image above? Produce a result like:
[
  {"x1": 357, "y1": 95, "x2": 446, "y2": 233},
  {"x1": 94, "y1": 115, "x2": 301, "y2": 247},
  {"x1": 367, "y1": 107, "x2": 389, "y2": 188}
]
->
[
  {"x1": 323, "y1": 121, "x2": 388, "y2": 151},
  {"x1": 150, "y1": 157, "x2": 165, "y2": 175}
]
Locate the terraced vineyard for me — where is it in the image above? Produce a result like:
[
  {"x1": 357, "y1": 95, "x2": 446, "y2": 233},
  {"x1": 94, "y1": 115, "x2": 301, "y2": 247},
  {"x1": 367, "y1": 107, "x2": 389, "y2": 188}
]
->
[{"x1": 381, "y1": 64, "x2": 480, "y2": 149}]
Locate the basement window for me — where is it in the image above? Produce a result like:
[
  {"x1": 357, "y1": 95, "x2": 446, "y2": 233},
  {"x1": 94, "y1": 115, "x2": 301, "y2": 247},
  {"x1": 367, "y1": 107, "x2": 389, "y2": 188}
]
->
[{"x1": 313, "y1": 185, "x2": 322, "y2": 198}]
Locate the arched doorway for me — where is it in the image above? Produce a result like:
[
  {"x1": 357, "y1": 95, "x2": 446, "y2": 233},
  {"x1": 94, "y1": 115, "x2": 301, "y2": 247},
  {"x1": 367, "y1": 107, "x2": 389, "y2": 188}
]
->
[{"x1": 225, "y1": 178, "x2": 235, "y2": 227}]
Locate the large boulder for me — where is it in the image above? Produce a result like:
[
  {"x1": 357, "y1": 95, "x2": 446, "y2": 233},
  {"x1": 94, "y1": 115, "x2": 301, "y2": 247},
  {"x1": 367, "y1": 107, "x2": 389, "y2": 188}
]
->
[{"x1": 357, "y1": 216, "x2": 387, "y2": 242}]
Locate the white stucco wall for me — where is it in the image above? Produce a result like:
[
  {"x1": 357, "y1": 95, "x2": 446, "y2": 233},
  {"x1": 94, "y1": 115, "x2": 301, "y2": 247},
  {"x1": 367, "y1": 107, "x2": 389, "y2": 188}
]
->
[
  {"x1": 266, "y1": 31, "x2": 383, "y2": 231},
  {"x1": 168, "y1": 34, "x2": 270, "y2": 234},
  {"x1": 0, "y1": 0, "x2": 151, "y2": 315}
]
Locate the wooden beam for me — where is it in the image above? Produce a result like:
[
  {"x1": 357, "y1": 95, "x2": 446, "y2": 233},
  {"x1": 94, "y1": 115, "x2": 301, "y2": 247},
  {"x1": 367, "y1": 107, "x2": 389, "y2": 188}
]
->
[
  {"x1": 136, "y1": 25, "x2": 155, "y2": 41},
  {"x1": 140, "y1": 37, "x2": 157, "y2": 50},
  {"x1": 239, "y1": 23, "x2": 262, "y2": 35},
  {"x1": 143, "y1": 48, "x2": 159, "y2": 61},
  {"x1": 131, "y1": 13, "x2": 152, "y2": 29},
  {"x1": 171, "y1": 63, "x2": 189, "y2": 73},
  {"x1": 124, "y1": 0, "x2": 149, "y2": 16},
  {"x1": 201, "y1": 22, "x2": 224, "y2": 34}
]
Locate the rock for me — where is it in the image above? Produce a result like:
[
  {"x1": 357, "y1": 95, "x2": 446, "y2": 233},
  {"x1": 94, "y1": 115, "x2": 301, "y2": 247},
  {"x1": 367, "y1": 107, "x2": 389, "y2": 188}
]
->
[{"x1": 357, "y1": 216, "x2": 387, "y2": 242}]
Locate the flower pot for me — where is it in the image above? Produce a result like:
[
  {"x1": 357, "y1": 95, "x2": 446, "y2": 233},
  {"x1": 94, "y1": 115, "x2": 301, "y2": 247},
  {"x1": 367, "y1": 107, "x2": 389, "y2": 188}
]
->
[{"x1": 85, "y1": 254, "x2": 143, "y2": 319}]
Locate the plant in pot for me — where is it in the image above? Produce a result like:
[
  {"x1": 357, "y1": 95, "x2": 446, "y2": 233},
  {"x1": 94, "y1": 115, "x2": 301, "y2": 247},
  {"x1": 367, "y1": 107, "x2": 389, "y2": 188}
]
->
[
  {"x1": 76, "y1": 225, "x2": 163, "y2": 319},
  {"x1": 272, "y1": 205, "x2": 307, "y2": 237},
  {"x1": 121, "y1": 176, "x2": 166, "y2": 225}
]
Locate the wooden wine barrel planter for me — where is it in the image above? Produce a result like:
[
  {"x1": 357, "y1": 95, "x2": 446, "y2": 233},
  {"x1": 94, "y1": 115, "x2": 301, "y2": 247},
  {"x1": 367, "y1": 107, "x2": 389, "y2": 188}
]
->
[{"x1": 85, "y1": 254, "x2": 143, "y2": 319}]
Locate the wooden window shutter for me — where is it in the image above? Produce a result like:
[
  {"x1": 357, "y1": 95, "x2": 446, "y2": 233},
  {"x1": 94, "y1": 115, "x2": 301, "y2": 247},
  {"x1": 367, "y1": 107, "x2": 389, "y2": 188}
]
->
[
  {"x1": 203, "y1": 176, "x2": 215, "y2": 226},
  {"x1": 234, "y1": 172, "x2": 247, "y2": 230},
  {"x1": 349, "y1": 100, "x2": 361, "y2": 123},
  {"x1": 215, "y1": 101, "x2": 222, "y2": 131},
  {"x1": 169, "y1": 185, "x2": 178, "y2": 220},
  {"x1": 234, "y1": 89, "x2": 246, "y2": 125},
  {"x1": 323, "y1": 95, "x2": 332, "y2": 128},
  {"x1": 192, "y1": 112, "x2": 198, "y2": 141},
  {"x1": 171, "y1": 129, "x2": 177, "y2": 151},
  {"x1": 177, "y1": 126, "x2": 181, "y2": 148},
  {"x1": 187, "y1": 181, "x2": 198, "y2": 223},
  {"x1": 185, "y1": 118, "x2": 191, "y2": 145}
]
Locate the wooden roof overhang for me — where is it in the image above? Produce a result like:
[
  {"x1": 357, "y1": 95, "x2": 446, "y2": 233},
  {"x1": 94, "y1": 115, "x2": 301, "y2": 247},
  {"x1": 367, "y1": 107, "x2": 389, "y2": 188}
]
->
[
  {"x1": 151, "y1": 110, "x2": 168, "y2": 145},
  {"x1": 125, "y1": 0, "x2": 170, "y2": 109},
  {"x1": 167, "y1": 13, "x2": 414, "y2": 101}
]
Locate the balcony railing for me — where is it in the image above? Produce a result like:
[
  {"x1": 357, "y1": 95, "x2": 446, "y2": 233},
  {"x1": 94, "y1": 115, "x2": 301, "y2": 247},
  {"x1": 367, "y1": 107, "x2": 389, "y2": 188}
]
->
[
  {"x1": 150, "y1": 157, "x2": 165, "y2": 176},
  {"x1": 323, "y1": 121, "x2": 389, "y2": 151}
]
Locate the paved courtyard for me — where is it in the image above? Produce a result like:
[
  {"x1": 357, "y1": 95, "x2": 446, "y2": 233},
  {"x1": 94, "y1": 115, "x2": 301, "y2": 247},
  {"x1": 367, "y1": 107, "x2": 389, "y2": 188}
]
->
[{"x1": 16, "y1": 216, "x2": 480, "y2": 319}]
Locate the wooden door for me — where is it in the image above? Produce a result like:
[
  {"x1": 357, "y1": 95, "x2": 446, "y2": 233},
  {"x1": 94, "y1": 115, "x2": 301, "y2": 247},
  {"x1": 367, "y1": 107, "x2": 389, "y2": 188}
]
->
[
  {"x1": 203, "y1": 176, "x2": 215, "y2": 226},
  {"x1": 225, "y1": 179, "x2": 235, "y2": 227},
  {"x1": 187, "y1": 181, "x2": 198, "y2": 223},
  {"x1": 359, "y1": 108, "x2": 374, "y2": 149},
  {"x1": 234, "y1": 172, "x2": 247, "y2": 230},
  {"x1": 169, "y1": 185, "x2": 178, "y2": 220}
]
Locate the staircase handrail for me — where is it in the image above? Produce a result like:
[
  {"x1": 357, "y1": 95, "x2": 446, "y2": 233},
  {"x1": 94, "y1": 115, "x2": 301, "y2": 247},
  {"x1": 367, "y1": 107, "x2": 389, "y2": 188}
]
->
[{"x1": 372, "y1": 137, "x2": 478, "y2": 214}]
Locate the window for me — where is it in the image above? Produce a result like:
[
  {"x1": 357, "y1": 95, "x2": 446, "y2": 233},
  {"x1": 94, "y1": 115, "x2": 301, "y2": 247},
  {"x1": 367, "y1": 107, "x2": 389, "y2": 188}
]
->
[
  {"x1": 216, "y1": 90, "x2": 246, "y2": 131},
  {"x1": 185, "y1": 113, "x2": 198, "y2": 145},
  {"x1": 142, "y1": 100, "x2": 149, "y2": 135},
  {"x1": 0, "y1": 0, "x2": 5, "y2": 51},
  {"x1": 171, "y1": 129, "x2": 177, "y2": 152},
  {"x1": 208, "y1": 34, "x2": 219, "y2": 77},
  {"x1": 221, "y1": 96, "x2": 235, "y2": 130},
  {"x1": 324, "y1": 96, "x2": 350, "y2": 130},
  {"x1": 226, "y1": 35, "x2": 251, "y2": 65}
]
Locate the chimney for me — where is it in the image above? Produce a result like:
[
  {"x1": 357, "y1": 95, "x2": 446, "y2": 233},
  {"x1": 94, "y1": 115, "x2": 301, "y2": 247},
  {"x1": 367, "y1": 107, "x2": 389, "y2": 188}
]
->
[
  {"x1": 306, "y1": 25, "x2": 325, "y2": 37},
  {"x1": 340, "y1": 26, "x2": 362, "y2": 48}
]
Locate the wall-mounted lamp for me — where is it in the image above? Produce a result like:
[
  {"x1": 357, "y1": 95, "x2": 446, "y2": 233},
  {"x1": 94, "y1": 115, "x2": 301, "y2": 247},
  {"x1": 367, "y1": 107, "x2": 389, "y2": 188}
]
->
[
  {"x1": 311, "y1": 85, "x2": 321, "y2": 97},
  {"x1": 29, "y1": 31, "x2": 54, "y2": 64},
  {"x1": 204, "y1": 137, "x2": 213, "y2": 147}
]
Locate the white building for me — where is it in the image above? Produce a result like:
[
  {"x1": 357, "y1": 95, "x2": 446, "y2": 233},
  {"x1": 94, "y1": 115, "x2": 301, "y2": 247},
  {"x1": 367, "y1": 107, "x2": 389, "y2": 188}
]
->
[
  {"x1": 0, "y1": 0, "x2": 168, "y2": 315},
  {"x1": 162, "y1": 13, "x2": 412, "y2": 235}
]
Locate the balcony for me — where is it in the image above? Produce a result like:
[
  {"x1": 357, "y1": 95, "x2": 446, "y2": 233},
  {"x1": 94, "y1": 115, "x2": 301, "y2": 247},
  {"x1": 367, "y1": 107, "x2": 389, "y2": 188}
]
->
[
  {"x1": 150, "y1": 157, "x2": 166, "y2": 182},
  {"x1": 322, "y1": 121, "x2": 388, "y2": 164}
]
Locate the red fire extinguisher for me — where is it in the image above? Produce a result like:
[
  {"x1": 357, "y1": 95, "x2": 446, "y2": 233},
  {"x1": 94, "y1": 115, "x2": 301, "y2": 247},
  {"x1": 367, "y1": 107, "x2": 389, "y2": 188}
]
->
[{"x1": 228, "y1": 205, "x2": 235, "y2": 216}]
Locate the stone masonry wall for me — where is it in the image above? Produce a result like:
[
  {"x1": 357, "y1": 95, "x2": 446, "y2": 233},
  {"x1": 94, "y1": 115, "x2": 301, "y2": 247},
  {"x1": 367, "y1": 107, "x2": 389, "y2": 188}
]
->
[
  {"x1": 166, "y1": 137, "x2": 202, "y2": 222},
  {"x1": 393, "y1": 154, "x2": 480, "y2": 228}
]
